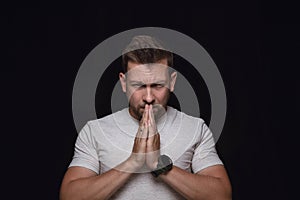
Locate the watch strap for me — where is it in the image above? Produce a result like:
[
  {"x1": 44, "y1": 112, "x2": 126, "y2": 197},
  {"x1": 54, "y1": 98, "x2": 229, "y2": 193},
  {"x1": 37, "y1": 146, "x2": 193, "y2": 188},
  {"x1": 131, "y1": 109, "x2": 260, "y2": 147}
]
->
[{"x1": 151, "y1": 155, "x2": 173, "y2": 177}]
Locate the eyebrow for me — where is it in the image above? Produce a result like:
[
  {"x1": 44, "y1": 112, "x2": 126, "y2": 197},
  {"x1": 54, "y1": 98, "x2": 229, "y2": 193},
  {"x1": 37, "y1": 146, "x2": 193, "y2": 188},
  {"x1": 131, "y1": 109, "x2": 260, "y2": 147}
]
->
[{"x1": 129, "y1": 81, "x2": 167, "y2": 85}]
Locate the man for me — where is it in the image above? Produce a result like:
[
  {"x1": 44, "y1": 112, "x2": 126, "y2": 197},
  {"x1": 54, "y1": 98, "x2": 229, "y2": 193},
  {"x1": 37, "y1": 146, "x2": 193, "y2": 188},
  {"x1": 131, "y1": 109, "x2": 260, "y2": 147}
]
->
[{"x1": 60, "y1": 35, "x2": 232, "y2": 200}]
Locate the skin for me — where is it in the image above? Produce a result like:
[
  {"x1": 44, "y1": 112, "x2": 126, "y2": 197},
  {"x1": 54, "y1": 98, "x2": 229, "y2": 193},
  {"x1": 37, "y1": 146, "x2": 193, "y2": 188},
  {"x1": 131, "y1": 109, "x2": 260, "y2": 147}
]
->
[
  {"x1": 120, "y1": 60, "x2": 176, "y2": 121},
  {"x1": 60, "y1": 59, "x2": 232, "y2": 200}
]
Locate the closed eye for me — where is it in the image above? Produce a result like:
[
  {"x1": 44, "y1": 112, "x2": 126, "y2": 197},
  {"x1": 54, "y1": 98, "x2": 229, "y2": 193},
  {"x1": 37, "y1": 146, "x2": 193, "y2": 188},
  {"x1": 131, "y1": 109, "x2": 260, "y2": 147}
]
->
[
  {"x1": 151, "y1": 84, "x2": 165, "y2": 88},
  {"x1": 131, "y1": 84, "x2": 146, "y2": 88}
]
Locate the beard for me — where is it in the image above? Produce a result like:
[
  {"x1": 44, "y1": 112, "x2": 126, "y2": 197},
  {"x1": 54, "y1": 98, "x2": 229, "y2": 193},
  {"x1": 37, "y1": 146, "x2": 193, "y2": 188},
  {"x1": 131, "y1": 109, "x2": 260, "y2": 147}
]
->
[
  {"x1": 129, "y1": 103, "x2": 167, "y2": 121},
  {"x1": 128, "y1": 91, "x2": 171, "y2": 121}
]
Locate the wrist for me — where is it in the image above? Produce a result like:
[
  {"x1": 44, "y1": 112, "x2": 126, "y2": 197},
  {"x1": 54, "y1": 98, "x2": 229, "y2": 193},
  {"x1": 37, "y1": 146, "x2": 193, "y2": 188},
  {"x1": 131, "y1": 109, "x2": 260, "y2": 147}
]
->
[
  {"x1": 148, "y1": 160, "x2": 159, "y2": 171},
  {"x1": 125, "y1": 156, "x2": 144, "y2": 173},
  {"x1": 151, "y1": 155, "x2": 173, "y2": 177}
]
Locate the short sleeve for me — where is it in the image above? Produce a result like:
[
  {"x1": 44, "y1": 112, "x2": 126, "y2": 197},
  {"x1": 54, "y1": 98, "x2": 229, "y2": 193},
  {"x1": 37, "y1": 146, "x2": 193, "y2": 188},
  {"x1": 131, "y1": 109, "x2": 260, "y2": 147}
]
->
[
  {"x1": 68, "y1": 122, "x2": 100, "y2": 174},
  {"x1": 191, "y1": 121, "x2": 223, "y2": 173}
]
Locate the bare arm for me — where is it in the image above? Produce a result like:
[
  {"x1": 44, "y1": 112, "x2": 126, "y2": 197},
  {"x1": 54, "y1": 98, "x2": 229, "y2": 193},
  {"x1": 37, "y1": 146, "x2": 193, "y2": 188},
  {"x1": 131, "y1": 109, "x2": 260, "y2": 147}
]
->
[
  {"x1": 59, "y1": 159, "x2": 141, "y2": 200},
  {"x1": 60, "y1": 108, "x2": 150, "y2": 200},
  {"x1": 159, "y1": 165, "x2": 232, "y2": 200},
  {"x1": 145, "y1": 105, "x2": 231, "y2": 199}
]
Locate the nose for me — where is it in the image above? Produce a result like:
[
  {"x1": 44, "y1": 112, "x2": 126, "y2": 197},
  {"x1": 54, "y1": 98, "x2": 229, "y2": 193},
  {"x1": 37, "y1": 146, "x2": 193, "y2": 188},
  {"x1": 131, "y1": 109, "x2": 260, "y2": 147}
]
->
[{"x1": 143, "y1": 86, "x2": 155, "y2": 105}]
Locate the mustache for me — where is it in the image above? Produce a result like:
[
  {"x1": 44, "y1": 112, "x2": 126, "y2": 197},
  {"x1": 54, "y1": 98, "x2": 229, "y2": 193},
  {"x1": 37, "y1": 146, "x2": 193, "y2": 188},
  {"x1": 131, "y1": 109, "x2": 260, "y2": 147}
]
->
[
  {"x1": 140, "y1": 104, "x2": 155, "y2": 108},
  {"x1": 140, "y1": 104, "x2": 164, "y2": 110}
]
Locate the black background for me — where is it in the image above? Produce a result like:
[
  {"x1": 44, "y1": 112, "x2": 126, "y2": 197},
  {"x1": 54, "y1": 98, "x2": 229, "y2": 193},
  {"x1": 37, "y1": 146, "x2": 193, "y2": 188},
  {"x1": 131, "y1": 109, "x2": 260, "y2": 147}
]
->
[{"x1": 2, "y1": 1, "x2": 299, "y2": 199}]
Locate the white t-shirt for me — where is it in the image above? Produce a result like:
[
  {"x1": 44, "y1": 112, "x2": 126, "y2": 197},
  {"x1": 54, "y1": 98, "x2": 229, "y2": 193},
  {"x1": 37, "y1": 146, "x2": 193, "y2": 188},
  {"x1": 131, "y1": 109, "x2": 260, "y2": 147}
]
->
[{"x1": 69, "y1": 106, "x2": 223, "y2": 199}]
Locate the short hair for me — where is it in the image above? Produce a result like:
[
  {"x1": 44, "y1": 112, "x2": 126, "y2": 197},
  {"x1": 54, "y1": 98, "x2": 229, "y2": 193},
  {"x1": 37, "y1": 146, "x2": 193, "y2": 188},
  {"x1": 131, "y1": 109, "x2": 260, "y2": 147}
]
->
[{"x1": 122, "y1": 35, "x2": 173, "y2": 72}]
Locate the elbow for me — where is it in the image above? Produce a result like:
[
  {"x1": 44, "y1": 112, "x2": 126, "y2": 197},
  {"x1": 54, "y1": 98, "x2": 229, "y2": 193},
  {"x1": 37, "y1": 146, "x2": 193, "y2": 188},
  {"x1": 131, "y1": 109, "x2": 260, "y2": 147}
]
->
[
  {"x1": 213, "y1": 176, "x2": 232, "y2": 200},
  {"x1": 225, "y1": 187, "x2": 232, "y2": 200},
  {"x1": 59, "y1": 182, "x2": 78, "y2": 200},
  {"x1": 223, "y1": 179, "x2": 232, "y2": 200},
  {"x1": 59, "y1": 190, "x2": 80, "y2": 200},
  {"x1": 215, "y1": 181, "x2": 232, "y2": 200},
  {"x1": 191, "y1": 179, "x2": 232, "y2": 200},
  {"x1": 59, "y1": 187, "x2": 70, "y2": 200},
  {"x1": 219, "y1": 190, "x2": 232, "y2": 200}
]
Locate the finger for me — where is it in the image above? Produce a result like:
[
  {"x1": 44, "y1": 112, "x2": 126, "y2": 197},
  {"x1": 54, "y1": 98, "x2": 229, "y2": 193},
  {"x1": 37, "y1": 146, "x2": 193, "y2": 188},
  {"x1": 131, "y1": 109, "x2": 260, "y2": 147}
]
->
[
  {"x1": 149, "y1": 105, "x2": 156, "y2": 127},
  {"x1": 145, "y1": 104, "x2": 149, "y2": 124},
  {"x1": 154, "y1": 133, "x2": 160, "y2": 149},
  {"x1": 137, "y1": 105, "x2": 149, "y2": 138},
  {"x1": 136, "y1": 124, "x2": 144, "y2": 138},
  {"x1": 142, "y1": 120, "x2": 148, "y2": 139},
  {"x1": 147, "y1": 133, "x2": 160, "y2": 151},
  {"x1": 149, "y1": 105, "x2": 158, "y2": 137},
  {"x1": 139, "y1": 105, "x2": 148, "y2": 126},
  {"x1": 148, "y1": 104, "x2": 153, "y2": 124}
]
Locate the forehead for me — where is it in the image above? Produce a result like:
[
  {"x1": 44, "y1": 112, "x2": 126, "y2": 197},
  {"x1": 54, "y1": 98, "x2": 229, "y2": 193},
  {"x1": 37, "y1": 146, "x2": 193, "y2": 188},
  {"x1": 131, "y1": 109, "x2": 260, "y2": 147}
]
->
[
  {"x1": 127, "y1": 58, "x2": 168, "y2": 70},
  {"x1": 126, "y1": 59, "x2": 169, "y2": 82}
]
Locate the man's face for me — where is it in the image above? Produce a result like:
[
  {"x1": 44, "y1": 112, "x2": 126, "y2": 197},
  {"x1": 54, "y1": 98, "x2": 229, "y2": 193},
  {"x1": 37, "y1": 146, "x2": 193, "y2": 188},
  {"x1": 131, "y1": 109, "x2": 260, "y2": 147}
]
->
[{"x1": 119, "y1": 59, "x2": 177, "y2": 120}]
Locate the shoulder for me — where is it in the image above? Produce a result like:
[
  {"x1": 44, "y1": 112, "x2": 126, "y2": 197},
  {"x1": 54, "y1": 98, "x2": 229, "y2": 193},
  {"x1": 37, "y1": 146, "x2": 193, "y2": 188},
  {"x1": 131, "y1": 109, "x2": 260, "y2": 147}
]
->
[
  {"x1": 81, "y1": 108, "x2": 129, "y2": 138},
  {"x1": 86, "y1": 108, "x2": 126, "y2": 127},
  {"x1": 168, "y1": 106, "x2": 205, "y2": 127}
]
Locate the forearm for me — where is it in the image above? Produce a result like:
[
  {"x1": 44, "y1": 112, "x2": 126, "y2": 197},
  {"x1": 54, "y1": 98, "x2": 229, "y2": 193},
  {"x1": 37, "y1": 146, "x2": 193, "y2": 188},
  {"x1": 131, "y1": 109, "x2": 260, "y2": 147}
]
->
[
  {"x1": 159, "y1": 166, "x2": 231, "y2": 200},
  {"x1": 60, "y1": 161, "x2": 136, "y2": 200}
]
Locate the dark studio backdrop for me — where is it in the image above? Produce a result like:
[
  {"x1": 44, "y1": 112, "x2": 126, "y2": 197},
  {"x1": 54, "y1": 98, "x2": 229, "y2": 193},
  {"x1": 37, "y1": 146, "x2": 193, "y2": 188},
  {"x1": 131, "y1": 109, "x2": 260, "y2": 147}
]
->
[{"x1": 2, "y1": 1, "x2": 299, "y2": 199}]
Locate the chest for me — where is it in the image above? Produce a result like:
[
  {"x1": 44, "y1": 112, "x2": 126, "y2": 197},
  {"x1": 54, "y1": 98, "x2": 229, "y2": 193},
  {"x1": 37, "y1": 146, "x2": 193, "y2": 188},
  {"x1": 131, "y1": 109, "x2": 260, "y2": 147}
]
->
[{"x1": 94, "y1": 126, "x2": 199, "y2": 173}]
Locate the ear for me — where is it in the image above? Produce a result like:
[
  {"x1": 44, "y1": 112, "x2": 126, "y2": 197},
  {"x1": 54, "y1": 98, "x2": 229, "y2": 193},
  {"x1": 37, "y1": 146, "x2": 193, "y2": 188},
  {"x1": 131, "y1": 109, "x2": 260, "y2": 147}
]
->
[
  {"x1": 119, "y1": 72, "x2": 127, "y2": 93},
  {"x1": 169, "y1": 71, "x2": 177, "y2": 92}
]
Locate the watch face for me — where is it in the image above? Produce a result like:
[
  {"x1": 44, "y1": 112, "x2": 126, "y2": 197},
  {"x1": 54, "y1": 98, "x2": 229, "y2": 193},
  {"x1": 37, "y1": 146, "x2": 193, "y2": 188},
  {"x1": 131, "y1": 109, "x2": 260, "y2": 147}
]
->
[
  {"x1": 159, "y1": 155, "x2": 172, "y2": 168},
  {"x1": 152, "y1": 155, "x2": 173, "y2": 177}
]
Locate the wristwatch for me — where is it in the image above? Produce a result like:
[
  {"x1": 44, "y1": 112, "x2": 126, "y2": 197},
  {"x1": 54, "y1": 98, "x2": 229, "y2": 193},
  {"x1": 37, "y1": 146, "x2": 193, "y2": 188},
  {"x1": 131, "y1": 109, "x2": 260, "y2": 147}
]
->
[{"x1": 151, "y1": 155, "x2": 173, "y2": 177}]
